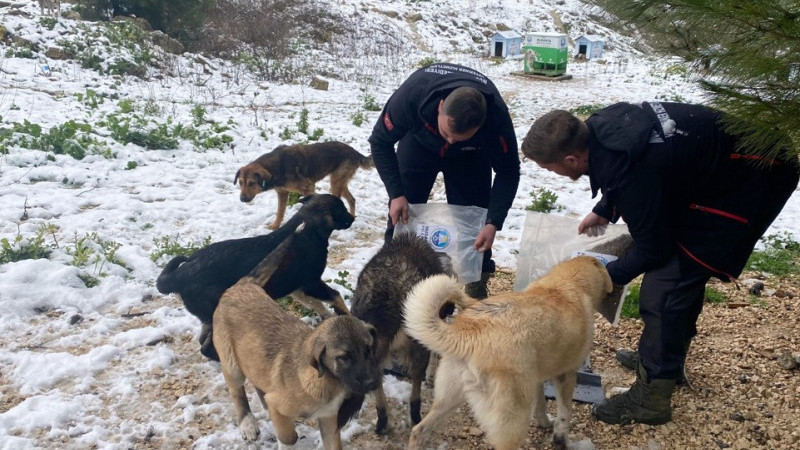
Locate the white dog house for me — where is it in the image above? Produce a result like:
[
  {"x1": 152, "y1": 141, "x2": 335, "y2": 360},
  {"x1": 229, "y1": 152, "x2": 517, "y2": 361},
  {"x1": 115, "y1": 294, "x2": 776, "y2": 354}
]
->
[
  {"x1": 574, "y1": 34, "x2": 605, "y2": 60},
  {"x1": 490, "y1": 30, "x2": 523, "y2": 58}
]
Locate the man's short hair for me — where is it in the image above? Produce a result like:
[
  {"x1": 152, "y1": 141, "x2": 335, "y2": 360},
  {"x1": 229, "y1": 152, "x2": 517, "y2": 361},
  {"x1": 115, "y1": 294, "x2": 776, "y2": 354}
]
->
[
  {"x1": 442, "y1": 86, "x2": 487, "y2": 133},
  {"x1": 521, "y1": 110, "x2": 589, "y2": 163}
]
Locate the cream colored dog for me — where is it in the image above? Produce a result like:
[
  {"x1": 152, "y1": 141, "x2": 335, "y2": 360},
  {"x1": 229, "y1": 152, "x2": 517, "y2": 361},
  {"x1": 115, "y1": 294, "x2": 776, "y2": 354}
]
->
[{"x1": 404, "y1": 255, "x2": 612, "y2": 450}]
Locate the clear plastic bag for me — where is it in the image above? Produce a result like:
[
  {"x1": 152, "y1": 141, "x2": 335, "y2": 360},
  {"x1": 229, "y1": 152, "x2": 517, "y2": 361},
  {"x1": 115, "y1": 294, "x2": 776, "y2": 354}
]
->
[
  {"x1": 514, "y1": 212, "x2": 634, "y2": 325},
  {"x1": 394, "y1": 203, "x2": 487, "y2": 283}
]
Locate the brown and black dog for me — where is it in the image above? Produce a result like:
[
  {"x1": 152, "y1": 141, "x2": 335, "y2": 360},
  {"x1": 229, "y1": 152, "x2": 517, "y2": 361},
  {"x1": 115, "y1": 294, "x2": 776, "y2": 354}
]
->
[
  {"x1": 349, "y1": 233, "x2": 454, "y2": 434},
  {"x1": 214, "y1": 232, "x2": 381, "y2": 449},
  {"x1": 234, "y1": 141, "x2": 373, "y2": 229}
]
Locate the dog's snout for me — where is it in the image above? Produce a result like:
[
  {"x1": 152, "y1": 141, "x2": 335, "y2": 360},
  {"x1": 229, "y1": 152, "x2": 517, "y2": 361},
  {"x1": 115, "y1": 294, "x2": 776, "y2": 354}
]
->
[{"x1": 240, "y1": 195, "x2": 252, "y2": 203}]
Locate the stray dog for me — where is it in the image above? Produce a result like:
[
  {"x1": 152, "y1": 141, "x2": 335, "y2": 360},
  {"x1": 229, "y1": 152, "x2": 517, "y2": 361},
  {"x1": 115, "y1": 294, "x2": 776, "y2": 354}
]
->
[
  {"x1": 38, "y1": 0, "x2": 61, "y2": 17},
  {"x1": 234, "y1": 141, "x2": 373, "y2": 229},
  {"x1": 214, "y1": 232, "x2": 381, "y2": 449},
  {"x1": 349, "y1": 233, "x2": 454, "y2": 434},
  {"x1": 156, "y1": 194, "x2": 353, "y2": 361},
  {"x1": 404, "y1": 256, "x2": 613, "y2": 450}
]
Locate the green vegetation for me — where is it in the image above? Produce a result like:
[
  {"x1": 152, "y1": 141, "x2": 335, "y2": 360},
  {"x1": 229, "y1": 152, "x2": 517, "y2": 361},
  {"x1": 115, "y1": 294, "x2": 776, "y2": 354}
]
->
[
  {"x1": 746, "y1": 233, "x2": 800, "y2": 276},
  {"x1": 361, "y1": 94, "x2": 382, "y2": 112},
  {"x1": 150, "y1": 235, "x2": 213, "y2": 263},
  {"x1": 620, "y1": 284, "x2": 640, "y2": 319},
  {"x1": 328, "y1": 270, "x2": 354, "y2": 302},
  {"x1": 589, "y1": 0, "x2": 800, "y2": 161},
  {"x1": 525, "y1": 188, "x2": 563, "y2": 213},
  {"x1": 569, "y1": 104, "x2": 604, "y2": 118},
  {"x1": 0, "y1": 224, "x2": 58, "y2": 264}
]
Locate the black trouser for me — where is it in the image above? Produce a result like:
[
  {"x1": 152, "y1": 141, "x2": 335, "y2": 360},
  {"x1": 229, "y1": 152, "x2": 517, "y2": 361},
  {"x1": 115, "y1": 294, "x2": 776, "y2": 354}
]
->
[
  {"x1": 384, "y1": 137, "x2": 495, "y2": 273},
  {"x1": 638, "y1": 253, "x2": 712, "y2": 380}
]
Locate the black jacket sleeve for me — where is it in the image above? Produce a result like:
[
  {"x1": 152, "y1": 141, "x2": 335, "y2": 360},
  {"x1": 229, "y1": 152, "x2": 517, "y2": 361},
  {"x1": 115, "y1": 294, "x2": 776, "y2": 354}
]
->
[
  {"x1": 367, "y1": 90, "x2": 416, "y2": 200},
  {"x1": 486, "y1": 111, "x2": 520, "y2": 230},
  {"x1": 604, "y1": 152, "x2": 675, "y2": 285}
]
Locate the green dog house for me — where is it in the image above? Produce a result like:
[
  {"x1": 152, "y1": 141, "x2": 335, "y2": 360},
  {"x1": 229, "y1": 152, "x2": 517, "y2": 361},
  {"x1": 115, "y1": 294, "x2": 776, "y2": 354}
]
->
[{"x1": 523, "y1": 32, "x2": 568, "y2": 76}]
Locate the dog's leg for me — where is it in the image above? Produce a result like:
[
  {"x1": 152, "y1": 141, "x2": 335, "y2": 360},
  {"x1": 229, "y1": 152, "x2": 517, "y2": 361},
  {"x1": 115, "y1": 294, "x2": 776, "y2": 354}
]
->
[
  {"x1": 408, "y1": 358, "x2": 466, "y2": 450},
  {"x1": 532, "y1": 380, "x2": 552, "y2": 429},
  {"x1": 371, "y1": 378, "x2": 392, "y2": 434},
  {"x1": 296, "y1": 282, "x2": 350, "y2": 316},
  {"x1": 408, "y1": 343, "x2": 431, "y2": 425},
  {"x1": 291, "y1": 290, "x2": 336, "y2": 319},
  {"x1": 329, "y1": 174, "x2": 357, "y2": 216},
  {"x1": 468, "y1": 373, "x2": 531, "y2": 450},
  {"x1": 317, "y1": 414, "x2": 343, "y2": 450},
  {"x1": 267, "y1": 407, "x2": 299, "y2": 447},
  {"x1": 221, "y1": 368, "x2": 260, "y2": 441},
  {"x1": 268, "y1": 190, "x2": 289, "y2": 230},
  {"x1": 550, "y1": 371, "x2": 577, "y2": 450},
  {"x1": 255, "y1": 387, "x2": 269, "y2": 417}
]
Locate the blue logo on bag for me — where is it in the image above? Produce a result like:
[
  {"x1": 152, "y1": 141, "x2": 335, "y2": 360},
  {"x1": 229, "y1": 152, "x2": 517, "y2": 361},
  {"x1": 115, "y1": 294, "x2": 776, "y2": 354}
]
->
[{"x1": 430, "y1": 228, "x2": 451, "y2": 250}]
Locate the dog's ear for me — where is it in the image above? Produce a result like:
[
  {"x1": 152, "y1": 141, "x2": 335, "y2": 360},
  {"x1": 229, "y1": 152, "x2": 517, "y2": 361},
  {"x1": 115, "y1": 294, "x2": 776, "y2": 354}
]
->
[
  {"x1": 233, "y1": 169, "x2": 241, "y2": 185},
  {"x1": 310, "y1": 338, "x2": 327, "y2": 378},
  {"x1": 298, "y1": 194, "x2": 314, "y2": 204},
  {"x1": 255, "y1": 167, "x2": 272, "y2": 190}
]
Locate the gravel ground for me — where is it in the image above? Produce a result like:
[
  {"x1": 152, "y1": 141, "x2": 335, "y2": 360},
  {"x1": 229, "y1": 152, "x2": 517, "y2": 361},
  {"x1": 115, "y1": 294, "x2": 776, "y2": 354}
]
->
[{"x1": 348, "y1": 270, "x2": 800, "y2": 450}]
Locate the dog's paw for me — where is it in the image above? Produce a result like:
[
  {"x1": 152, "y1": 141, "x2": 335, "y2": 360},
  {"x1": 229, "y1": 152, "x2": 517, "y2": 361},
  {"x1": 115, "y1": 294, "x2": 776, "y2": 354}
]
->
[
  {"x1": 553, "y1": 433, "x2": 567, "y2": 450},
  {"x1": 534, "y1": 415, "x2": 552, "y2": 429},
  {"x1": 267, "y1": 222, "x2": 280, "y2": 230},
  {"x1": 239, "y1": 414, "x2": 260, "y2": 441}
]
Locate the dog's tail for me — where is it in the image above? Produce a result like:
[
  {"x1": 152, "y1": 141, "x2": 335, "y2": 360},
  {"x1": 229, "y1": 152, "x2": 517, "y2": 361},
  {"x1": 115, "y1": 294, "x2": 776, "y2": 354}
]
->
[
  {"x1": 404, "y1": 274, "x2": 477, "y2": 359},
  {"x1": 360, "y1": 154, "x2": 374, "y2": 170},
  {"x1": 245, "y1": 222, "x2": 301, "y2": 286},
  {"x1": 155, "y1": 255, "x2": 189, "y2": 294}
]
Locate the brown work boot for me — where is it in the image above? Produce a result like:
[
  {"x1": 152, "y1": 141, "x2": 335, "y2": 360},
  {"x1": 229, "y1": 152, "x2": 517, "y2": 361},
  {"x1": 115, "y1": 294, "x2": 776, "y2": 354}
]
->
[
  {"x1": 464, "y1": 272, "x2": 492, "y2": 299},
  {"x1": 592, "y1": 361, "x2": 676, "y2": 425}
]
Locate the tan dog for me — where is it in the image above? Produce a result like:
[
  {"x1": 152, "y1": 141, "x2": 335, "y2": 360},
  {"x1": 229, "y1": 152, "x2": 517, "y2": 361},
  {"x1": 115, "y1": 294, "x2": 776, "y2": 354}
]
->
[
  {"x1": 403, "y1": 255, "x2": 613, "y2": 450},
  {"x1": 213, "y1": 234, "x2": 381, "y2": 449},
  {"x1": 234, "y1": 141, "x2": 373, "y2": 229}
]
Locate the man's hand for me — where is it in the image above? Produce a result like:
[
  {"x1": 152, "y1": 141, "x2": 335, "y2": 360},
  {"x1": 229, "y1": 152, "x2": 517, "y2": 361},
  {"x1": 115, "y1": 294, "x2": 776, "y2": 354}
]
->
[
  {"x1": 389, "y1": 196, "x2": 409, "y2": 226},
  {"x1": 473, "y1": 224, "x2": 497, "y2": 252},
  {"x1": 578, "y1": 212, "x2": 609, "y2": 237}
]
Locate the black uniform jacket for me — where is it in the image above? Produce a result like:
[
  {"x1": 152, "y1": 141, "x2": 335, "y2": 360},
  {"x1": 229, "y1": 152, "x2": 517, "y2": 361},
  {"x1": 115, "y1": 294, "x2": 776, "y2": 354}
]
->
[
  {"x1": 588, "y1": 102, "x2": 798, "y2": 285},
  {"x1": 367, "y1": 63, "x2": 520, "y2": 230}
]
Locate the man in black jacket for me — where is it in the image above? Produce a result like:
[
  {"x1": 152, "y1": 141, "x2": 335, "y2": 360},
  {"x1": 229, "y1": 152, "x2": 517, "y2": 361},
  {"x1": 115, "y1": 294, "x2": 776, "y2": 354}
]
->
[
  {"x1": 521, "y1": 102, "x2": 799, "y2": 425},
  {"x1": 368, "y1": 63, "x2": 520, "y2": 298}
]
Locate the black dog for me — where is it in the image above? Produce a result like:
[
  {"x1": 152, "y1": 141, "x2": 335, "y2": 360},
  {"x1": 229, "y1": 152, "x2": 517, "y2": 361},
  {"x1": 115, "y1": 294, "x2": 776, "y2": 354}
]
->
[
  {"x1": 156, "y1": 194, "x2": 353, "y2": 360},
  {"x1": 349, "y1": 233, "x2": 454, "y2": 434}
]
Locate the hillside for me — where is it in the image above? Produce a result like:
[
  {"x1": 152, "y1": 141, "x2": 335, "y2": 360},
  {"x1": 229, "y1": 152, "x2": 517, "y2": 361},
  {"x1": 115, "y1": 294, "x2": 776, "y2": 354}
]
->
[{"x1": 1, "y1": 1, "x2": 798, "y2": 449}]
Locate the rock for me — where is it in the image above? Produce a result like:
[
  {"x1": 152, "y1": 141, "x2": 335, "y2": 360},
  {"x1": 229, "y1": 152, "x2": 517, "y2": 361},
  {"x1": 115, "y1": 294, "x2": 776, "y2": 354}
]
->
[
  {"x1": 45, "y1": 46, "x2": 67, "y2": 60},
  {"x1": 748, "y1": 281, "x2": 765, "y2": 295},
  {"x1": 776, "y1": 351, "x2": 798, "y2": 370},
  {"x1": 150, "y1": 31, "x2": 184, "y2": 55},
  {"x1": 111, "y1": 15, "x2": 152, "y2": 31},
  {"x1": 310, "y1": 76, "x2": 329, "y2": 91}
]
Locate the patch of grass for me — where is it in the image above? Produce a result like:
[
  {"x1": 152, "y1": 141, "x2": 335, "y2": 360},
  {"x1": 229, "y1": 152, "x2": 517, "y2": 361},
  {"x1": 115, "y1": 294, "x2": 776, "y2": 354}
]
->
[
  {"x1": 745, "y1": 232, "x2": 800, "y2": 276},
  {"x1": 0, "y1": 224, "x2": 58, "y2": 264},
  {"x1": 361, "y1": 94, "x2": 382, "y2": 112},
  {"x1": 525, "y1": 187, "x2": 562, "y2": 213},
  {"x1": 620, "y1": 283, "x2": 640, "y2": 319},
  {"x1": 569, "y1": 104, "x2": 604, "y2": 119},
  {"x1": 704, "y1": 286, "x2": 728, "y2": 304},
  {"x1": 287, "y1": 192, "x2": 302, "y2": 207},
  {"x1": 150, "y1": 235, "x2": 213, "y2": 263},
  {"x1": 327, "y1": 270, "x2": 353, "y2": 302},
  {"x1": 275, "y1": 295, "x2": 315, "y2": 317}
]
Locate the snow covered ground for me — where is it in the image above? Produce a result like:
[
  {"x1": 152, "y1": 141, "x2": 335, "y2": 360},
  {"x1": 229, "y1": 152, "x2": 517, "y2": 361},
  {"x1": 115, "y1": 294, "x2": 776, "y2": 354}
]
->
[{"x1": 1, "y1": 1, "x2": 797, "y2": 449}]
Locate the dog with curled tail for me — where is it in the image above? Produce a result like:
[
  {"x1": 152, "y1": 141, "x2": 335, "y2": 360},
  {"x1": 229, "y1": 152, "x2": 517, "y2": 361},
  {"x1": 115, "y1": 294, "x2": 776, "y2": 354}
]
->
[{"x1": 404, "y1": 256, "x2": 612, "y2": 450}]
